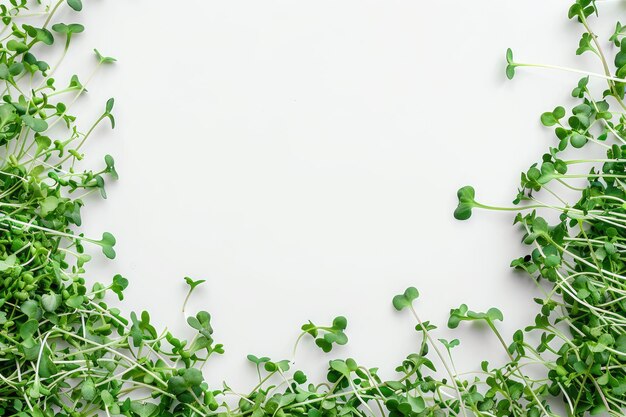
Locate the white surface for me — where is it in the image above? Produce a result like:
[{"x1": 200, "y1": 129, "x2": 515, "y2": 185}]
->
[{"x1": 40, "y1": 0, "x2": 619, "y2": 388}]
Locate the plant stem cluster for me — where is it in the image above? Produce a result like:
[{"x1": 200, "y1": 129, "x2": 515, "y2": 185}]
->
[{"x1": 2, "y1": 1, "x2": 625, "y2": 417}]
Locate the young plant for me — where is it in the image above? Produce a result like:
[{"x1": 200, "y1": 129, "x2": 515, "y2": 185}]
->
[{"x1": 2, "y1": 1, "x2": 625, "y2": 417}]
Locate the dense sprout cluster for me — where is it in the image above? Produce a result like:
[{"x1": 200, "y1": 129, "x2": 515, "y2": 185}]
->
[
  {"x1": 456, "y1": 1, "x2": 626, "y2": 415},
  {"x1": 1, "y1": 0, "x2": 625, "y2": 417}
]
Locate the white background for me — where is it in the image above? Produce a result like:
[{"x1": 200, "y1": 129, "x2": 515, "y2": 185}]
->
[{"x1": 32, "y1": 0, "x2": 623, "y2": 390}]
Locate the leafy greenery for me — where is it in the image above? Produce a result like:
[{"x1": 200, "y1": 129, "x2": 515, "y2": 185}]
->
[
  {"x1": 1, "y1": 1, "x2": 625, "y2": 417},
  {"x1": 454, "y1": 1, "x2": 626, "y2": 415}
]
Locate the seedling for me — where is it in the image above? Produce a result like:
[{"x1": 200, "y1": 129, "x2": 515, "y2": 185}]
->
[{"x1": 0, "y1": 1, "x2": 624, "y2": 417}]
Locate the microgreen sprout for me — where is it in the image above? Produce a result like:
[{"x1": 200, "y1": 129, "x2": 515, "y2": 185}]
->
[{"x1": 1, "y1": 1, "x2": 625, "y2": 417}]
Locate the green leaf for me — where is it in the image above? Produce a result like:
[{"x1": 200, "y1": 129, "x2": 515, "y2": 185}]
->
[
  {"x1": 94, "y1": 49, "x2": 117, "y2": 64},
  {"x1": 66, "y1": 295, "x2": 84, "y2": 309},
  {"x1": 541, "y1": 112, "x2": 557, "y2": 127},
  {"x1": 184, "y1": 276, "x2": 206, "y2": 291},
  {"x1": 544, "y1": 254, "x2": 561, "y2": 267},
  {"x1": 22, "y1": 115, "x2": 48, "y2": 133},
  {"x1": 506, "y1": 65, "x2": 516, "y2": 80},
  {"x1": 0, "y1": 64, "x2": 8, "y2": 79},
  {"x1": 104, "y1": 98, "x2": 115, "y2": 128},
  {"x1": 0, "y1": 254, "x2": 16, "y2": 272},
  {"x1": 486, "y1": 307, "x2": 504, "y2": 322},
  {"x1": 392, "y1": 287, "x2": 419, "y2": 311},
  {"x1": 590, "y1": 404, "x2": 607, "y2": 415},
  {"x1": 40, "y1": 196, "x2": 59, "y2": 217},
  {"x1": 301, "y1": 321, "x2": 318, "y2": 337},
  {"x1": 99, "y1": 232, "x2": 116, "y2": 259},
  {"x1": 293, "y1": 370, "x2": 307, "y2": 384},
  {"x1": 570, "y1": 133, "x2": 588, "y2": 148},
  {"x1": 7, "y1": 40, "x2": 28, "y2": 53},
  {"x1": 332, "y1": 316, "x2": 347, "y2": 330},
  {"x1": 101, "y1": 391, "x2": 114, "y2": 406},
  {"x1": 553, "y1": 106, "x2": 565, "y2": 119},
  {"x1": 315, "y1": 338, "x2": 332, "y2": 352},
  {"x1": 67, "y1": 0, "x2": 83, "y2": 11},
  {"x1": 41, "y1": 293, "x2": 61, "y2": 313},
  {"x1": 506, "y1": 48, "x2": 513, "y2": 64},
  {"x1": 247, "y1": 354, "x2": 270, "y2": 365},
  {"x1": 52, "y1": 23, "x2": 85, "y2": 35},
  {"x1": 130, "y1": 403, "x2": 158, "y2": 417},
  {"x1": 37, "y1": 349, "x2": 57, "y2": 378},
  {"x1": 19, "y1": 320, "x2": 38, "y2": 340},
  {"x1": 576, "y1": 33, "x2": 597, "y2": 55},
  {"x1": 330, "y1": 360, "x2": 350, "y2": 377},
  {"x1": 454, "y1": 185, "x2": 476, "y2": 220},
  {"x1": 183, "y1": 368, "x2": 204, "y2": 387},
  {"x1": 9, "y1": 62, "x2": 24, "y2": 76},
  {"x1": 505, "y1": 48, "x2": 516, "y2": 80},
  {"x1": 111, "y1": 274, "x2": 129, "y2": 300},
  {"x1": 568, "y1": 4, "x2": 583, "y2": 19},
  {"x1": 187, "y1": 311, "x2": 213, "y2": 339},
  {"x1": 167, "y1": 376, "x2": 187, "y2": 395},
  {"x1": 611, "y1": 22, "x2": 626, "y2": 46},
  {"x1": 448, "y1": 304, "x2": 468, "y2": 329},
  {"x1": 51, "y1": 23, "x2": 69, "y2": 34},
  {"x1": 68, "y1": 74, "x2": 84, "y2": 89},
  {"x1": 36, "y1": 28, "x2": 54, "y2": 45},
  {"x1": 34, "y1": 136, "x2": 52, "y2": 155},
  {"x1": 104, "y1": 154, "x2": 119, "y2": 179},
  {"x1": 448, "y1": 304, "x2": 503, "y2": 328},
  {"x1": 438, "y1": 338, "x2": 460, "y2": 350},
  {"x1": 406, "y1": 396, "x2": 426, "y2": 414},
  {"x1": 81, "y1": 380, "x2": 96, "y2": 401},
  {"x1": 21, "y1": 300, "x2": 42, "y2": 319}
]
